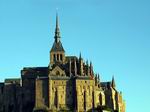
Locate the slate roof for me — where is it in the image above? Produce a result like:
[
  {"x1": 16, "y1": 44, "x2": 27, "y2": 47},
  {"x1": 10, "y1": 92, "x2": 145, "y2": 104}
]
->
[
  {"x1": 23, "y1": 67, "x2": 48, "y2": 71},
  {"x1": 0, "y1": 83, "x2": 4, "y2": 87},
  {"x1": 101, "y1": 82, "x2": 111, "y2": 88},
  {"x1": 5, "y1": 78, "x2": 21, "y2": 84},
  {"x1": 50, "y1": 41, "x2": 65, "y2": 52}
]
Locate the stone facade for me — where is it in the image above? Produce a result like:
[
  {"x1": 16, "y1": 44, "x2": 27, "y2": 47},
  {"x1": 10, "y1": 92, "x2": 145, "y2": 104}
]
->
[{"x1": 0, "y1": 15, "x2": 125, "y2": 112}]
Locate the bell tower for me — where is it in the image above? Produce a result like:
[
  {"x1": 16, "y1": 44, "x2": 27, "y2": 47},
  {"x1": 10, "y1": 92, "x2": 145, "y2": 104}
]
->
[{"x1": 50, "y1": 14, "x2": 65, "y2": 66}]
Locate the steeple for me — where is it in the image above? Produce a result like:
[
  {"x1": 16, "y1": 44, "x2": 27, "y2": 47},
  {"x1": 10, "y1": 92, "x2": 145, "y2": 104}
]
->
[
  {"x1": 54, "y1": 13, "x2": 60, "y2": 43},
  {"x1": 51, "y1": 13, "x2": 64, "y2": 52},
  {"x1": 111, "y1": 75, "x2": 116, "y2": 88},
  {"x1": 50, "y1": 13, "x2": 65, "y2": 66}
]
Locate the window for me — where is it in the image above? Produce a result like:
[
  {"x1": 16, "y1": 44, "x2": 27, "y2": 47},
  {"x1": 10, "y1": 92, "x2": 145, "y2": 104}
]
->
[
  {"x1": 57, "y1": 54, "x2": 59, "y2": 61},
  {"x1": 60, "y1": 54, "x2": 63, "y2": 61},
  {"x1": 54, "y1": 54, "x2": 56, "y2": 61},
  {"x1": 56, "y1": 71, "x2": 60, "y2": 76}
]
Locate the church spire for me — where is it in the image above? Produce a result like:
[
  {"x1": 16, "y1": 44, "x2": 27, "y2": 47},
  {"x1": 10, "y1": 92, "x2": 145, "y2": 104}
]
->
[
  {"x1": 50, "y1": 13, "x2": 65, "y2": 66},
  {"x1": 54, "y1": 13, "x2": 61, "y2": 43}
]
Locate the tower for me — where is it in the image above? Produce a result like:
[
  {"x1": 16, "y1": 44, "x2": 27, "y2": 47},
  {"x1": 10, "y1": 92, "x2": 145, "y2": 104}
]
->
[{"x1": 50, "y1": 14, "x2": 65, "y2": 66}]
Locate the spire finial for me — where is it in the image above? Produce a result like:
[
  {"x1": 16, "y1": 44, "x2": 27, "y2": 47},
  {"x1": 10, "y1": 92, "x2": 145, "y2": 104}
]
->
[
  {"x1": 54, "y1": 12, "x2": 60, "y2": 43},
  {"x1": 56, "y1": 12, "x2": 59, "y2": 29}
]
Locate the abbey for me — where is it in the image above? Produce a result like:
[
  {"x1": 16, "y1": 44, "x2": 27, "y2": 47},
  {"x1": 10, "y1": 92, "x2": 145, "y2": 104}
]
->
[{"x1": 0, "y1": 15, "x2": 125, "y2": 112}]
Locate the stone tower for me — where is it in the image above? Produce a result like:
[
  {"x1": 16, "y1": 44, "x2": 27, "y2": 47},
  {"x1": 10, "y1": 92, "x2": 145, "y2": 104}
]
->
[
  {"x1": 50, "y1": 14, "x2": 65, "y2": 66},
  {"x1": 0, "y1": 14, "x2": 126, "y2": 112}
]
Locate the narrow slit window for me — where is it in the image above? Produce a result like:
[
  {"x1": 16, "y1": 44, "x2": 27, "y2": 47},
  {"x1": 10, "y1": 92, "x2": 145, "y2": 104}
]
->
[
  {"x1": 60, "y1": 54, "x2": 63, "y2": 61},
  {"x1": 54, "y1": 54, "x2": 56, "y2": 61}
]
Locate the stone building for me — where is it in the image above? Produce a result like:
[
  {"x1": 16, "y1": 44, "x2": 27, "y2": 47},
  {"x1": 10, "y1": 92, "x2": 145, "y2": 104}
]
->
[{"x1": 0, "y1": 15, "x2": 125, "y2": 112}]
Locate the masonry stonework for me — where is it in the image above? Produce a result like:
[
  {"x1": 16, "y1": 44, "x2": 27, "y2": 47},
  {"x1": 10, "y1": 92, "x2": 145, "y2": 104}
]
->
[{"x1": 0, "y1": 15, "x2": 125, "y2": 112}]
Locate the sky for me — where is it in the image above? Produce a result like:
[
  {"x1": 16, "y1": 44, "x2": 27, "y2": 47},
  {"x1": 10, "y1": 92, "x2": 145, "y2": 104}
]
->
[{"x1": 0, "y1": 0, "x2": 150, "y2": 111}]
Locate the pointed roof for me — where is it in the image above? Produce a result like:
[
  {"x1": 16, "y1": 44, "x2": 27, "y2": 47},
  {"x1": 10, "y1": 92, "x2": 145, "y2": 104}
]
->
[
  {"x1": 50, "y1": 13, "x2": 65, "y2": 52},
  {"x1": 55, "y1": 12, "x2": 60, "y2": 42},
  {"x1": 79, "y1": 52, "x2": 82, "y2": 59},
  {"x1": 111, "y1": 75, "x2": 116, "y2": 88},
  {"x1": 51, "y1": 41, "x2": 65, "y2": 52}
]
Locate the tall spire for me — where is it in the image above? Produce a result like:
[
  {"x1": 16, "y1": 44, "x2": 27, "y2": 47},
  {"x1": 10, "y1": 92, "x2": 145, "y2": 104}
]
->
[
  {"x1": 54, "y1": 12, "x2": 61, "y2": 43},
  {"x1": 51, "y1": 13, "x2": 65, "y2": 52}
]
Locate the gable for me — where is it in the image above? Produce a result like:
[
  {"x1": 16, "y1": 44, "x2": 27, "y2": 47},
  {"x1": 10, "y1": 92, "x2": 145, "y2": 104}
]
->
[{"x1": 50, "y1": 66, "x2": 66, "y2": 76}]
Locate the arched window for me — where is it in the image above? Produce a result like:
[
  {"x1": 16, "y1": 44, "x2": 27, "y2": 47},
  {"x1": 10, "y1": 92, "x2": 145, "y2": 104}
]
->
[
  {"x1": 57, "y1": 54, "x2": 59, "y2": 61},
  {"x1": 99, "y1": 93, "x2": 103, "y2": 105}
]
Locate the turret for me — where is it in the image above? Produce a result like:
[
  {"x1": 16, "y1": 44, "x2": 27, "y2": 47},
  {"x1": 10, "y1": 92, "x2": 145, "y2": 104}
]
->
[
  {"x1": 86, "y1": 60, "x2": 90, "y2": 76},
  {"x1": 95, "y1": 74, "x2": 98, "y2": 86},
  {"x1": 111, "y1": 76, "x2": 116, "y2": 88},
  {"x1": 90, "y1": 61, "x2": 94, "y2": 76}
]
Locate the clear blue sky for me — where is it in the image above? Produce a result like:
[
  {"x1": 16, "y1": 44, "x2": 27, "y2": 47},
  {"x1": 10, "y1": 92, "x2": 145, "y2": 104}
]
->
[{"x1": 0, "y1": 0, "x2": 150, "y2": 111}]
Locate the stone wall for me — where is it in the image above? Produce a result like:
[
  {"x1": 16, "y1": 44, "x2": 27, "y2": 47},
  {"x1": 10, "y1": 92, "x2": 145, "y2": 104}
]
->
[
  {"x1": 76, "y1": 79, "x2": 94, "y2": 111},
  {"x1": 35, "y1": 78, "x2": 49, "y2": 110}
]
